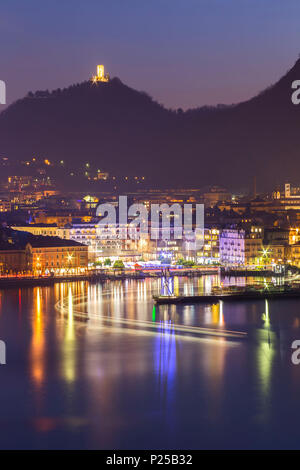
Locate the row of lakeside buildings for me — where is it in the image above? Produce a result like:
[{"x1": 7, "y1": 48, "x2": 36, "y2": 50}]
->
[{"x1": 0, "y1": 221, "x2": 299, "y2": 274}]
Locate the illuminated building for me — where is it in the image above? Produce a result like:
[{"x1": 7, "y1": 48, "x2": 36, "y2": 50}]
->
[
  {"x1": 12, "y1": 222, "x2": 150, "y2": 263},
  {"x1": 263, "y1": 228, "x2": 292, "y2": 264},
  {"x1": 7, "y1": 175, "x2": 54, "y2": 192},
  {"x1": 0, "y1": 200, "x2": 11, "y2": 212},
  {"x1": 0, "y1": 248, "x2": 27, "y2": 274},
  {"x1": 8, "y1": 176, "x2": 33, "y2": 191},
  {"x1": 264, "y1": 242, "x2": 287, "y2": 265},
  {"x1": 26, "y1": 238, "x2": 88, "y2": 275},
  {"x1": 287, "y1": 243, "x2": 300, "y2": 267},
  {"x1": 155, "y1": 238, "x2": 182, "y2": 262},
  {"x1": 68, "y1": 222, "x2": 145, "y2": 262},
  {"x1": 91, "y1": 65, "x2": 109, "y2": 83},
  {"x1": 96, "y1": 170, "x2": 109, "y2": 181},
  {"x1": 82, "y1": 195, "x2": 99, "y2": 209},
  {"x1": 33, "y1": 213, "x2": 72, "y2": 227},
  {"x1": 220, "y1": 227, "x2": 263, "y2": 266},
  {"x1": 0, "y1": 228, "x2": 88, "y2": 275},
  {"x1": 12, "y1": 224, "x2": 70, "y2": 239},
  {"x1": 273, "y1": 183, "x2": 300, "y2": 200},
  {"x1": 270, "y1": 183, "x2": 300, "y2": 210},
  {"x1": 196, "y1": 228, "x2": 220, "y2": 264},
  {"x1": 86, "y1": 171, "x2": 109, "y2": 181},
  {"x1": 289, "y1": 228, "x2": 300, "y2": 245}
]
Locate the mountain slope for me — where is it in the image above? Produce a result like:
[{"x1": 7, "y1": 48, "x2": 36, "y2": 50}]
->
[{"x1": 1, "y1": 60, "x2": 300, "y2": 190}]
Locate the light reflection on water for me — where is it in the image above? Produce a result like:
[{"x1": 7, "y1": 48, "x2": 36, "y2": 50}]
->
[{"x1": 0, "y1": 275, "x2": 300, "y2": 449}]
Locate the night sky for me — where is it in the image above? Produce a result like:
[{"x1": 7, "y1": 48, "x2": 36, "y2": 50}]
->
[{"x1": 1, "y1": 0, "x2": 300, "y2": 109}]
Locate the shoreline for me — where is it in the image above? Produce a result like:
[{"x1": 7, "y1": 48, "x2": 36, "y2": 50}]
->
[
  {"x1": 0, "y1": 268, "x2": 218, "y2": 289},
  {"x1": 0, "y1": 266, "x2": 288, "y2": 289}
]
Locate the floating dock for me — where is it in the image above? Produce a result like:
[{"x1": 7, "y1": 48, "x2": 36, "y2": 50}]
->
[{"x1": 153, "y1": 288, "x2": 300, "y2": 304}]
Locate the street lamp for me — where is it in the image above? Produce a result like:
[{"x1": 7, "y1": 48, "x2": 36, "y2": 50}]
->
[{"x1": 67, "y1": 253, "x2": 73, "y2": 274}]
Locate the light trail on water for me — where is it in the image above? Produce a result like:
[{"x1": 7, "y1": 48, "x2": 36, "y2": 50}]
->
[{"x1": 54, "y1": 284, "x2": 247, "y2": 341}]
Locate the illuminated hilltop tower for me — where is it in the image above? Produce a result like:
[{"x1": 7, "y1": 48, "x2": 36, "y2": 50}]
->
[{"x1": 91, "y1": 65, "x2": 109, "y2": 83}]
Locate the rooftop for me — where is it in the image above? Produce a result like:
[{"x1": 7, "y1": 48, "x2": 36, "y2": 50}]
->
[{"x1": 0, "y1": 227, "x2": 85, "y2": 251}]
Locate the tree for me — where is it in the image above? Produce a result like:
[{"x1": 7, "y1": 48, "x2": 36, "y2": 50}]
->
[
  {"x1": 185, "y1": 260, "x2": 195, "y2": 267},
  {"x1": 113, "y1": 260, "x2": 125, "y2": 270},
  {"x1": 176, "y1": 258, "x2": 195, "y2": 267},
  {"x1": 104, "y1": 258, "x2": 111, "y2": 266}
]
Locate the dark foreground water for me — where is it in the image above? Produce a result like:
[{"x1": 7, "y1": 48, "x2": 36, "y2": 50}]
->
[{"x1": 0, "y1": 275, "x2": 300, "y2": 449}]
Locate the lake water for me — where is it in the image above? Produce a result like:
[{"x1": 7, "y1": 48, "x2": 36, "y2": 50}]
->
[{"x1": 0, "y1": 275, "x2": 300, "y2": 449}]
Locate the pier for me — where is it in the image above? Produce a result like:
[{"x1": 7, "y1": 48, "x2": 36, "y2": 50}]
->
[{"x1": 153, "y1": 287, "x2": 300, "y2": 304}]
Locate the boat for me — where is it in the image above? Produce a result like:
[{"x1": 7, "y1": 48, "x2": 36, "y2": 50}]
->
[{"x1": 153, "y1": 285, "x2": 300, "y2": 304}]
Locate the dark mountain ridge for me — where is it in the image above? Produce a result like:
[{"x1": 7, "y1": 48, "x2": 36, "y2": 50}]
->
[{"x1": 1, "y1": 59, "x2": 300, "y2": 190}]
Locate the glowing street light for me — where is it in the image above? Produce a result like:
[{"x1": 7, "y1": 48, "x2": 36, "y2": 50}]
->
[{"x1": 262, "y1": 248, "x2": 269, "y2": 257}]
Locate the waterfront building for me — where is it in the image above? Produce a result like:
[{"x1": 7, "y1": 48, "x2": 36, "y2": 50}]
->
[
  {"x1": 0, "y1": 246, "x2": 27, "y2": 274},
  {"x1": 196, "y1": 228, "x2": 220, "y2": 264},
  {"x1": 69, "y1": 222, "x2": 151, "y2": 262},
  {"x1": 11, "y1": 221, "x2": 151, "y2": 263},
  {"x1": 220, "y1": 227, "x2": 263, "y2": 266},
  {"x1": 287, "y1": 243, "x2": 300, "y2": 267},
  {"x1": 263, "y1": 228, "x2": 294, "y2": 264},
  {"x1": 263, "y1": 241, "x2": 287, "y2": 265},
  {"x1": 0, "y1": 228, "x2": 88, "y2": 275},
  {"x1": 26, "y1": 238, "x2": 88, "y2": 275},
  {"x1": 155, "y1": 238, "x2": 183, "y2": 262}
]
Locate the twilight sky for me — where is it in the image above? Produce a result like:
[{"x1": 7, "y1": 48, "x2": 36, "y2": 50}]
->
[{"x1": 1, "y1": 0, "x2": 300, "y2": 109}]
